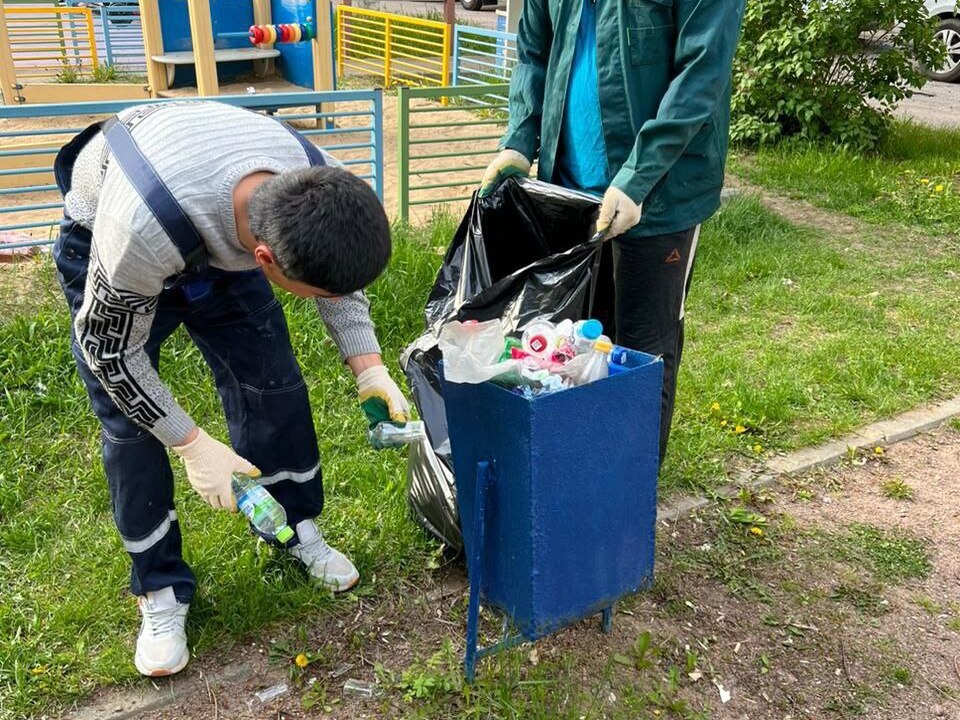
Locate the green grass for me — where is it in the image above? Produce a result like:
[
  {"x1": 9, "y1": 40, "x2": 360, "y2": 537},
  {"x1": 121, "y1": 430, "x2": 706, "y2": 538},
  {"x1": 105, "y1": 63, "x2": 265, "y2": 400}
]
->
[
  {"x1": 836, "y1": 525, "x2": 931, "y2": 583},
  {"x1": 2, "y1": 197, "x2": 960, "y2": 716},
  {"x1": 881, "y1": 476, "x2": 914, "y2": 501},
  {"x1": 731, "y1": 121, "x2": 960, "y2": 233},
  {"x1": 663, "y1": 195, "x2": 960, "y2": 491}
]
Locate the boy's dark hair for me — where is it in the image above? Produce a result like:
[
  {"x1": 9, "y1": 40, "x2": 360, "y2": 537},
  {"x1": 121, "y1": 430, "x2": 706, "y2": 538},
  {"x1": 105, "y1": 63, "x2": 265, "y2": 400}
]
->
[{"x1": 248, "y1": 166, "x2": 391, "y2": 294}]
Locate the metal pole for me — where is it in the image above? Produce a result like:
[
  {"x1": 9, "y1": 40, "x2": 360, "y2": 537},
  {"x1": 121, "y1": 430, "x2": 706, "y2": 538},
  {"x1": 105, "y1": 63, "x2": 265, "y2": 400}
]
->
[
  {"x1": 100, "y1": 4, "x2": 114, "y2": 67},
  {"x1": 397, "y1": 84, "x2": 409, "y2": 222},
  {"x1": 373, "y1": 87, "x2": 383, "y2": 201}
]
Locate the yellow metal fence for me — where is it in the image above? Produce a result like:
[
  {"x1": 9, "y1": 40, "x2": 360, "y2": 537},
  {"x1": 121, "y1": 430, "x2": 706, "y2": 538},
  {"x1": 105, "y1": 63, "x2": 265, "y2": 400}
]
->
[
  {"x1": 5, "y1": 7, "x2": 99, "y2": 82},
  {"x1": 336, "y1": 6, "x2": 450, "y2": 88}
]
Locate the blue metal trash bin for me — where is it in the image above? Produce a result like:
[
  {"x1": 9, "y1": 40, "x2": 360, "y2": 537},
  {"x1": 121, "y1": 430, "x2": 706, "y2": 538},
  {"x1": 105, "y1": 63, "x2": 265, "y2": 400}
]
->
[{"x1": 441, "y1": 348, "x2": 663, "y2": 679}]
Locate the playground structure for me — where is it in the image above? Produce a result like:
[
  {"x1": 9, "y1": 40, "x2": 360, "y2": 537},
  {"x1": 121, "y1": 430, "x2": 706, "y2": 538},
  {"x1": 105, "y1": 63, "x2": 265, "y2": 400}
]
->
[
  {"x1": 336, "y1": 5, "x2": 450, "y2": 90},
  {"x1": 0, "y1": 0, "x2": 336, "y2": 105}
]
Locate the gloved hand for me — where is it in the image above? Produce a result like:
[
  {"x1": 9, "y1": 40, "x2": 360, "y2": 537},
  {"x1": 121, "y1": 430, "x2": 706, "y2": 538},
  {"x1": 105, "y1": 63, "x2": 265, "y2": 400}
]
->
[
  {"x1": 357, "y1": 365, "x2": 411, "y2": 429},
  {"x1": 172, "y1": 428, "x2": 257, "y2": 511},
  {"x1": 597, "y1": 186, "x2": 642, "y2": 239},
  {"x1": 479, "y1": 149, "x2": 531, "y2": 198}
]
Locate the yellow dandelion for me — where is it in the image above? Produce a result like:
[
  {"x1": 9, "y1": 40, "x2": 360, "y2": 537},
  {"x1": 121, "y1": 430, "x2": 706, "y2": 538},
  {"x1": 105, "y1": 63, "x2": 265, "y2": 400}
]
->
[
  {"x1": 753, "y1": 444, "x2": 763, "y2": 454},
  {"x1": 920, "y1": 178, "x2": 930, "y2": 185},
  {"x1": 720, "y1": 419, "x2": 728, "y2": 427},
  {"x1": 295, "y1": 653, "x2": 309, "y2": 668},
  {"x1": 750, "y1": 526, "x2": 764, "y2": 537},
  {"x1": 30, "y1": 666, "x2": 47, "y2": 675},
  {"x1": 935, "y1": 184, "x2": 945, "y2": 193},
  {"x1": 735, "y1": 425, "x2": 747, "y2": 435},
  {"x1": 874, "y1": 446, "x2": 885, "y2": 456},
  {"x1": 710, "y1": 402, "x2": 721, "y2": 412}
]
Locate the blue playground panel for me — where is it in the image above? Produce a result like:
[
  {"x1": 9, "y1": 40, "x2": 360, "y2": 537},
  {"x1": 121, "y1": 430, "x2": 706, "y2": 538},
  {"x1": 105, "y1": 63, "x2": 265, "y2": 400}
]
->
[
  {"x1": 157, "y1": 0, "x2": 318, "y2": 88},
  {"x1": 272, "y1": 0, "x2": 316, "y2": 89},
  {"x1": 442, "y1": 347, "x2": 663, "y2": 679}
]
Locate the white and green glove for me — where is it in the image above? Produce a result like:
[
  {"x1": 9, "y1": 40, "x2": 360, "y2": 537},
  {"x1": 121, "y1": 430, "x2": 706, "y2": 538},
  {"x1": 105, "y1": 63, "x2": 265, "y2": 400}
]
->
[
  {"x1": 172, "y1": 428, "x2": 257, "y2": 511},
  {"x1": 479, "y1": 149, "x2": 531, "y2": 198},
  {"x1": 357, "y1": 365, "x2": 411, "y2": 429},
  {"x1": 597, "y1": 186, "x2": 642, "y2": 239}
]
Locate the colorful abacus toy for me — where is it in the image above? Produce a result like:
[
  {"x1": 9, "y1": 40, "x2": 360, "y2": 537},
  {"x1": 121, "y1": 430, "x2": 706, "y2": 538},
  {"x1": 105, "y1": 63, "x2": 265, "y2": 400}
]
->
[{"x1": 247, "y1": 21, "x2": 316, "y2": 44}]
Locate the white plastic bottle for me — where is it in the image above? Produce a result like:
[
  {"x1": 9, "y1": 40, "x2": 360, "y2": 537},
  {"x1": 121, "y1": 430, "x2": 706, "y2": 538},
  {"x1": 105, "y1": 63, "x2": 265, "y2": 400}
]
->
[
  {"x1": 578, "y1": 338, "x2": 613, "y2": 385},
  {"x1": 571, "y1": 319, "x2": 604, "y2": 354},
  {"x1": 521, "y1": 319, "x2": 557, "y2": 359}
]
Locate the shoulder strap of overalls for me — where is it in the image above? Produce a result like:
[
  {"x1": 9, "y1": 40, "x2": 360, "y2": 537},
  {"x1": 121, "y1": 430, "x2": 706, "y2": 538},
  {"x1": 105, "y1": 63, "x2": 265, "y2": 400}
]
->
[
  {"x1": 102, "y1": 115, "x2": 208, "y2": 280},
  {"x1": 282, "y1": 122, "x2": 327, "y2": 167},
  {"x1": 101, "y1": 111, "x2": 326, "y2": 281}
]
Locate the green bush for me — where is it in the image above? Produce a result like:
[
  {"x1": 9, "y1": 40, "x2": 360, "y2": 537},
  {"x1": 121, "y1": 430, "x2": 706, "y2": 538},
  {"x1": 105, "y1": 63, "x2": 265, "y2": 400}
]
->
[{"x1": 732, "y1": 0, "x2": 944, "y2": 149}]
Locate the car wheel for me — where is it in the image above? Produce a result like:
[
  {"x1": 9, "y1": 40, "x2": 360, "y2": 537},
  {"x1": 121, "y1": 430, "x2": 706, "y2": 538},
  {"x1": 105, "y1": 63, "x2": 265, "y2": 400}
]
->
[
  {"x1": 460, "y1": 0, "x2": 484, "y2": 11},
  {"x1": 929, "y1": 18, "x2": 960, "y2": 83}
]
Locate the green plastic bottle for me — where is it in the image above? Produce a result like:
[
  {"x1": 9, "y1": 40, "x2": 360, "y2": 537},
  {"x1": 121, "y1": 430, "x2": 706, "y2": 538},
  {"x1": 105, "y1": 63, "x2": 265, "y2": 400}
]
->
[{"x1": 232, "y1": 472, "x2": 294, "y2": 543}]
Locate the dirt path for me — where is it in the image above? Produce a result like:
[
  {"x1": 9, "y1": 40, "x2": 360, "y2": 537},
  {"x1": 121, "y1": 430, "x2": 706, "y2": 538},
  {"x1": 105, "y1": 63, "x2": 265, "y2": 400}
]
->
[{"x1": 63, "y1": 424, "x2": 960, "y2": 720}]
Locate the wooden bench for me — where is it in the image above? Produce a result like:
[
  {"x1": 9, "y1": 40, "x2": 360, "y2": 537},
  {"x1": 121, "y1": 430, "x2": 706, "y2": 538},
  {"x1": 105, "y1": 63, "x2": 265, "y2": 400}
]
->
[{"x1": 151, "y1": 48, "x2": 281, "y2": 86}]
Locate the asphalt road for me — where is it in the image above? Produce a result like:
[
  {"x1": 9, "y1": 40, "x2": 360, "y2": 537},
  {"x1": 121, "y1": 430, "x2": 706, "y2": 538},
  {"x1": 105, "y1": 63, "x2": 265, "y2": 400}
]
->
[
  {"x1": 351, "y1": 0, "x2": 503, "y2": 28},
  {"x1": 895, "y1": 80, "x2": 960, "y2": 128}
]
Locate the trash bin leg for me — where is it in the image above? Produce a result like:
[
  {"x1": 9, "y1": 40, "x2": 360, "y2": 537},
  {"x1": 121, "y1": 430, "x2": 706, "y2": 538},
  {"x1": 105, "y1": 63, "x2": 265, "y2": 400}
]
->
[
  {"x1": 601, "y1": 604, "x2": 614, "y2": 634},
  {"x1": 465, "y1": 460, "x2": 491, "y2": 683}
]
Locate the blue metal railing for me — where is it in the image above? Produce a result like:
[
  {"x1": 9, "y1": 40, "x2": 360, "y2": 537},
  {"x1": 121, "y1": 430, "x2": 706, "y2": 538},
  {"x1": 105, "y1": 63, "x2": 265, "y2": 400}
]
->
[
  {"x1": 0, "y1": 90, "x2": 385, "y2": 248},
  {"x1": 65, "y1": 1, "x2": 146, "y2": 72},
  {"x1": 452, "y1": 25, "x2": 516, "y2": 101}
]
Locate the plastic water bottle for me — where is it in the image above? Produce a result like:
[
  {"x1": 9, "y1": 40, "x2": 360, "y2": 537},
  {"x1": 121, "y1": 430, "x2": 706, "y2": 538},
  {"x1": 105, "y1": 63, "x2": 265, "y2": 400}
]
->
[
  {"x1": 232, "y1": 472, "x2": 294, "y2": 543},
  {"x1": 369, "y1": 420, "x2": 426, "y2": 449},
  {"x1": 521, "y1": 319, "x2": 557, "y2": 359},
  {"x1": 579, "y1": 338, "x2": 613, "y2": 385},
  {"x1": 572, "y1": 319, "x2": 604, "y2": 353}
]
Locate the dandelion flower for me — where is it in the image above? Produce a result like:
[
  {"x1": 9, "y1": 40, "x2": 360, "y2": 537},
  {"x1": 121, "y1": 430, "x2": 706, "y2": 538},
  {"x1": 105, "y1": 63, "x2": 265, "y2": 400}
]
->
[
  {"x1": 935, "y1": 184, "x2": 945, "y2": 192},
  {"x1": 753, "y1": 444, "x2": 763, "y2": 454},
  {"x1": 735, "y1": 425, "x2": 747, "y2": 434},
  {"x1": 710, "y1": 402, "x2": 721, "y2": 412},
  {"x1": 874, "y1": 446, "x2": 885, "y2": 456},
  {"x1": 295, "y1": 653, "x2": 309, "y2": 668},
  {"x1": 720, "y1": 419, "x2": 728, "y2": 427},
  {"x1": 921, "y1": 178, "x2": 930, "y2": 184},
  {"x1": 750, "y1": 527, "x2": 764, "y2": 537}
]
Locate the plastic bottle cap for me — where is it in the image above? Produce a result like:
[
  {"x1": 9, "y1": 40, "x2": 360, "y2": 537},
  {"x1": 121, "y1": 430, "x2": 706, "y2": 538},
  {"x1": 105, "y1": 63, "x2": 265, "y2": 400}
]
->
[
  {"x1": 581, "y1": 319, "x2": 603, "y2": 340},
  {"x1": 594, "y1": 339, "x2": 613, "y2": 353},
  {"x1": 276, "y1": 525, "x2": 295, "y2": 543}
]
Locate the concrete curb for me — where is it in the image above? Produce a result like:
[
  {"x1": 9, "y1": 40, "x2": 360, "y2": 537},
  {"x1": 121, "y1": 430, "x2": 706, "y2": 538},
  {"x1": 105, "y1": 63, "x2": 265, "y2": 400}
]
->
[
  {"x1": 657, "y1": 394, "x2": 960, "y2": 522},
  {"x1": 62, "y1": 661, "x2": 259, "y2": 720}
]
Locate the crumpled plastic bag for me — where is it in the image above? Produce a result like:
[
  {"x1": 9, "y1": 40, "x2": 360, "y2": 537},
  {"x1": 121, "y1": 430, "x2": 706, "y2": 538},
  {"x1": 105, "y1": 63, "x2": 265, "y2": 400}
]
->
[{"x1": 437, "y1": 320, "x2": 518, "y2": 385}]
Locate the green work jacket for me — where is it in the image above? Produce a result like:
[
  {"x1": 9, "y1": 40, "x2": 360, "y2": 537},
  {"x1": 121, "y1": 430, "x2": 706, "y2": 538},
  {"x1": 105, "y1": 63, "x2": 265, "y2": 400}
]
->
[{"x1": 502, "y1": 0, "x2": 746, "y2": 236}]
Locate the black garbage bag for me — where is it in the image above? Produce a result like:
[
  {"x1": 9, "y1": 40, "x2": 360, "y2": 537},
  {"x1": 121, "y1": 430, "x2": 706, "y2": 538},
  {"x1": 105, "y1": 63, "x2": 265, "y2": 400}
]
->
[{"x1": 401, "y1": 177, "x2": 612, "y2": 551}]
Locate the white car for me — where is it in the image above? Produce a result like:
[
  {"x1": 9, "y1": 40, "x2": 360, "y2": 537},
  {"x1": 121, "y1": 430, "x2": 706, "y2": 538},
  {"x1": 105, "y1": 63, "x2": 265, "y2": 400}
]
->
[{"x1": 926, "y1": 0, "x2": 960, "y2": 82}]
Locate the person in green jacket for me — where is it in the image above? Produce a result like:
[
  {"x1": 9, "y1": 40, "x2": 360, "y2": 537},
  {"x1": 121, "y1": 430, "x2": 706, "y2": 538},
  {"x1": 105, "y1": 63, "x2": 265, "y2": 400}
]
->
[{"x1": 481, "y1": 0, "x2": 746, "y2": 463}]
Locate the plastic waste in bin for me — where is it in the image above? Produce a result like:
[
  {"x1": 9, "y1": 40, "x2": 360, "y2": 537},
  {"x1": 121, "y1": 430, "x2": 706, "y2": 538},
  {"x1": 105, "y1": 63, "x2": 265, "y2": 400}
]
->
[{"x1": 441, "y1": 347, "x2": 663, "y2": 680}]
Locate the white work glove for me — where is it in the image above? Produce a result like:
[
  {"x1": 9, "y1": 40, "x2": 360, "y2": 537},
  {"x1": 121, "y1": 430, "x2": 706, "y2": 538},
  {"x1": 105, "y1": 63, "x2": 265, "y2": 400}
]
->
[
  {"x1": 479, "y1": 149, "x2": 531, "y2": 198},
  {"x1": 596, "y1": 186, "x2": 642, "y2": 240},
  {"x1": 357, "y1": 365, "x2": 412, "y2": 428},
  {"x1": 172, "y1": 428, "x2": 257, "y2": 511}
]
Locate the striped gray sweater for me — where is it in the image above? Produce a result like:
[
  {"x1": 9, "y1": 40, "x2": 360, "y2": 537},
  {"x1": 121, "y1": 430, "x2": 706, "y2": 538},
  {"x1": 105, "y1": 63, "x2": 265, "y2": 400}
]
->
[{"x1": 65, "y1": 101, "x2": 382, "y2": 447}]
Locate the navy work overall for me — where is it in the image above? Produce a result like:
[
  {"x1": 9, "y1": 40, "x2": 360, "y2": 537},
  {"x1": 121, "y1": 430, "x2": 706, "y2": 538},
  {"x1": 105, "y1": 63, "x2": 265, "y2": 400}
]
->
[{"x1": 53, "y1": 112, "x2": 326, "y2": 603}]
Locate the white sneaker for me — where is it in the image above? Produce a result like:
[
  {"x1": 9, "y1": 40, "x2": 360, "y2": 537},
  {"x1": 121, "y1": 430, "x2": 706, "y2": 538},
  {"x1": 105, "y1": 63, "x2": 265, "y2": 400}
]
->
[
  {"x1": 289, "y1": 519, "x2": 360, "y2": 592},
  {"x1": 134, "y1": 586, "x2": 190, "y2": 677}
]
